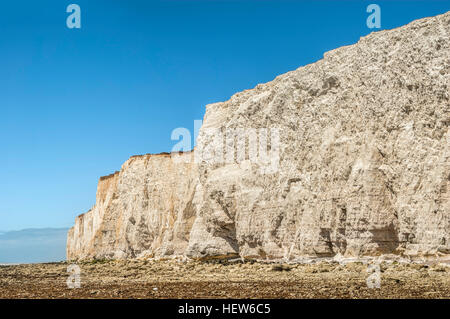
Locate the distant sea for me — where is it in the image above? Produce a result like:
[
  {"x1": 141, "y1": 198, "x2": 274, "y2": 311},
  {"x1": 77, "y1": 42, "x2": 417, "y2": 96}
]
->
[{"x1": 0, "y1": 228, "x2": 69, "y2": 264}]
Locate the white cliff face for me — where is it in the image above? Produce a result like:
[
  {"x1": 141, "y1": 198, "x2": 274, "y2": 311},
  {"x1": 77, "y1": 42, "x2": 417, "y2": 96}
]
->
[
  {"x1": 68, "y1": 12, "x2": 450, "y2": 261},
  {"x1": 67, "y1": 152, "x2": 198, "y2": 260}
]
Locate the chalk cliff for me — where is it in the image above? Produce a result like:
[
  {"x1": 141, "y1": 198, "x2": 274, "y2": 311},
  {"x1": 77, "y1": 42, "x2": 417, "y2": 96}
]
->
[
  {"x1": 67, "y1": 12, "x2": 450, "y2": 261},
  {"x1": 67, "y1": 151, "x2": 198, "y2": 260}
]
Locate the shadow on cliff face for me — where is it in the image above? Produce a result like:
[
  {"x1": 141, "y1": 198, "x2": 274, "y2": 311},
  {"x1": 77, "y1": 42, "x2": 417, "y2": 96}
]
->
[
  {"x1": 369, "y1": 222, "x2": 400, "y2": 254},
  {"x1": 206, "y1": 188, "x2": 241, "y2": 257}
]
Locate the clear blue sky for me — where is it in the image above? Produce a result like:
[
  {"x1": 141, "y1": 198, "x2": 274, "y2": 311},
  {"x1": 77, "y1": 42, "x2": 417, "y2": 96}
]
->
[{"x1": 0, "y1": 0, "x2": 448, "y2": 231}]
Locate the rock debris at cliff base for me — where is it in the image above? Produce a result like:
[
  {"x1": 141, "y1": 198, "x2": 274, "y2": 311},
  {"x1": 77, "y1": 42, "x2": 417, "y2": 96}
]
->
[
  {"x1": 1, "y1": 260, "x2": 449, "y2": 298},
  {"x1": 68, "y1": 11, "x2": 450, "y2": 261}
]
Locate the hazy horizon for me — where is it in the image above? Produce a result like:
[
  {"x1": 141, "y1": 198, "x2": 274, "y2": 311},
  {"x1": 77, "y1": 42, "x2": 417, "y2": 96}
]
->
[{"x1": 0, "y1": 228, "x2": 68, "y2": 263}]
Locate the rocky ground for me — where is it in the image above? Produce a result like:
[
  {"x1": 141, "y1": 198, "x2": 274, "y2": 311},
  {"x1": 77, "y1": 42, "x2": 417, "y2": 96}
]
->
[{"x1": 0, "y1": 259, "x2": 449, "y2": 299}]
